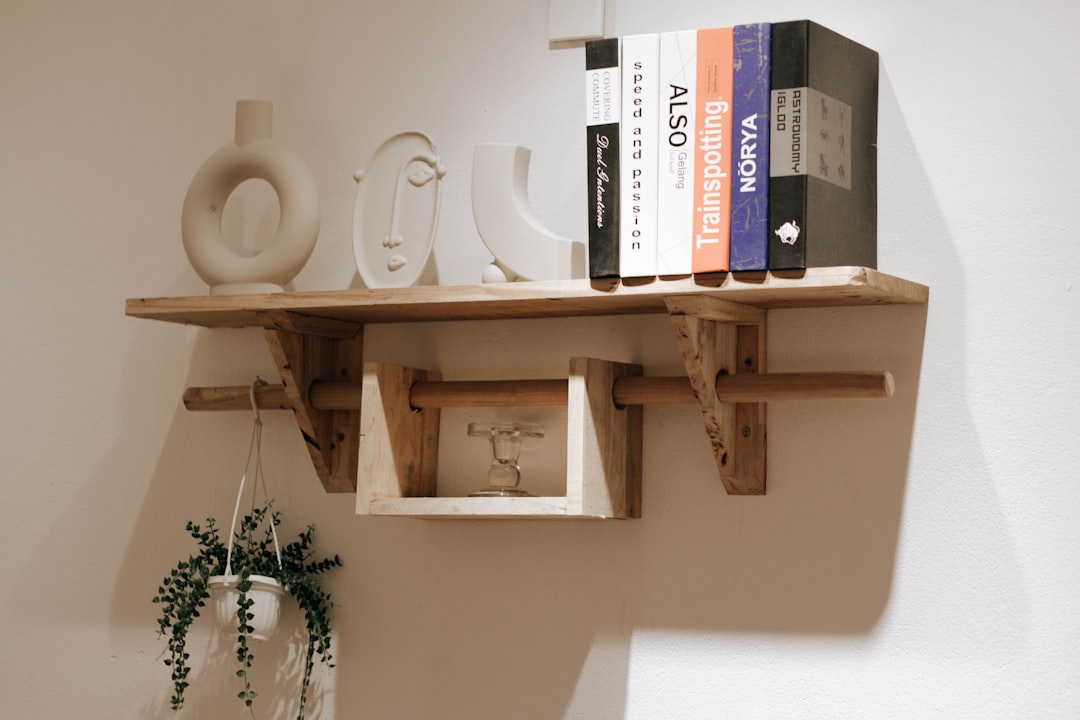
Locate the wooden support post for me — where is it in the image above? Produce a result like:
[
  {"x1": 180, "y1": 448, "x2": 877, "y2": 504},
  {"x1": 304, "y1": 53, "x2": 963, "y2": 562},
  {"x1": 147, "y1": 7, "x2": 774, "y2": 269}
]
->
[
  {"x1": 733, "y1": 321, "x2": 767, "y2": 495},
  {"x1": 666, "y1": 296, "x2": 768, "y2": 495},
  {"x1": 566, "y1": 357, "x2": 643, "y2": 519},
  {"x1": 357, "y1": 362, "x2": 441, "y2": 515},
  {"x1": 260, "y1": 311, "x2": 364, "y2": 493}
]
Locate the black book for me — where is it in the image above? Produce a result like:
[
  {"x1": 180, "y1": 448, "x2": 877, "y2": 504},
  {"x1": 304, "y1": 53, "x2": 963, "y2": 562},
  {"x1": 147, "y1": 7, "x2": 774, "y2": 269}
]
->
[
  {"x1": 585, "y1": 38, "x2": 621, "y2": 279},
  {"x1": 768, "y1": 21, "x2": 878, "y2": 269}
]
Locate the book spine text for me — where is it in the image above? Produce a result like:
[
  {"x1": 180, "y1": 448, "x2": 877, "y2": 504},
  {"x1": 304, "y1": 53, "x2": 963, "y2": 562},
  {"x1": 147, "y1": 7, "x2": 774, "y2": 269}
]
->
[
  {"x1": 730, "y1": 22, "x2": 771, "y2": 271},
  {"x1": 692, "y1": 26, "x2": 734, "y2": 274},
  {"x1": 656, "y1": 30, "x2": 696, "y2": 277},
  {"x1": 619, "y1": 33, "x2": 660, "y2": 278},
  {"x1": 585, "y1": 37, "x2": 621, "y2": 279}
]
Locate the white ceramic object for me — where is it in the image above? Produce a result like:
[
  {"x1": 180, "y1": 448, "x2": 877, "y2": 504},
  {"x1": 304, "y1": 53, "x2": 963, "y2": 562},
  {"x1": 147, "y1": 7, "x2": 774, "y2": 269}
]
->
[
  {"x1": 471, "y1": 144, "x2": 585, "y2": 282},
  {"x1": 352, "y1": 131, "x2": 445, "y2": 288},
  {"x1": 208, "y1": 574, "x2": 285, "y2": 642},
  {"x1": 181, "y1": 100, "x2": 320, "y2": 295}
]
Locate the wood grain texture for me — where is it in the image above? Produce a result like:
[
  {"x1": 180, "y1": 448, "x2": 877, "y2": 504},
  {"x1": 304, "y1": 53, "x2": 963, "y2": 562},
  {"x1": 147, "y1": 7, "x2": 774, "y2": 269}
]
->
[
  {"x1": 731, "y1": 322, "x2": 767, "y2": 495},
  {"x1": 126, "y1": 267, "x2": 928, "y2": 328},
  {"x1": 263, "y1": 326, "x2": 363, "y2": 493},
  {"x1": 182, "y1": 372, "x2": 890, "y2": 412},
  {"x1": 667, "y1": 295, "x2": 767, "y2": 495},
  {"x1": 356, "y1": 363, "x2": 441, "y2": 514},
  {"x1": 369, "y1": 496, "x2": 572, "y2": 519},
  {"x1": 566, "y1": 357, "x2": 643, "y2": 519},
  {"x1": 669, "y1": 308, "x2": 739, "y2": 484},
  {"x1": 183, "y1": 383, "x2": 293, "y2": 411},
  {"x1": 715, "y1": 371, "x2": 893, "y2": 402}
]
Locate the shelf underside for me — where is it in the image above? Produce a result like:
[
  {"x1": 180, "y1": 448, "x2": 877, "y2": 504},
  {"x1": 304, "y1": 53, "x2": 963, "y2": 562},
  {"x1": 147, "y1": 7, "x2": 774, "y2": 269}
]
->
[
  {"x1": 126, "y1": 267, "x2": 928, "y2": 329},
  {"x1": 368, "y1": 496, "x2": 602, "y2": 519}
]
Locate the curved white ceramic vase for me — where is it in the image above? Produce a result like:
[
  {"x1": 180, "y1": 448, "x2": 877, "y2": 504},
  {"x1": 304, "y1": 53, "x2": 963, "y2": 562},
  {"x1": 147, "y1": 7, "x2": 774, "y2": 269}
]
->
[
  {"x1": 353, "y1": 131, "x2": 445, "y2": 288},
  {"x1": 208, "y1": 574, "x2": 285, "y2": 642},
  {"x1": 181, "y1": 100, "x2": 320, "y2": 295},
  {"x1": 471, "y1": 144, "x2": 585, "y2": 282}
]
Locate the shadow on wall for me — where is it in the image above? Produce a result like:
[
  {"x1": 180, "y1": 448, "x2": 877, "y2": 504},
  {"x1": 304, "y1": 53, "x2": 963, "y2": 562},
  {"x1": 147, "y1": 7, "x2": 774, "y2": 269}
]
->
[
  {"x1": 319, "y1": 121, "x2": 936, "y2": 720},
  {"x1": 135, "y1": 611, "x2": 325, "y2": 720},
  {"x1": 335, "y1": 308, "x2": 925, "y2": 719},
  {"x1": 116, "y1": 316, "x2": 352, "y2": 720},
  {"x1": 322, "y1": 67, "x2": 940, "y2": 719}
]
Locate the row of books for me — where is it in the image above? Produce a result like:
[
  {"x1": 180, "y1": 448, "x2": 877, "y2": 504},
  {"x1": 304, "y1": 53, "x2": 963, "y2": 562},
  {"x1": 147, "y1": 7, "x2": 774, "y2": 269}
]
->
[{"x1": 584, "y1": 20, "x2": 879, "y2": 280}]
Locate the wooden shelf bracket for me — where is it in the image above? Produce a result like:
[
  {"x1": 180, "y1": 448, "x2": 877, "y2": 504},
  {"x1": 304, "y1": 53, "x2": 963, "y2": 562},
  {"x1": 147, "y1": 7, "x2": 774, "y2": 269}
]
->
[
  {"x1": 566, "y1": 357, "x2": 643, "y2": 519},
  {"x1": 357, "y1": 362, "x2": 441, "y2": 513},
  {"x1": 258, "y1": 311, "x2": 364, "y2": 493},
  {"x1": 666, "y1": 295, "x2": 768, "y2": 495}
]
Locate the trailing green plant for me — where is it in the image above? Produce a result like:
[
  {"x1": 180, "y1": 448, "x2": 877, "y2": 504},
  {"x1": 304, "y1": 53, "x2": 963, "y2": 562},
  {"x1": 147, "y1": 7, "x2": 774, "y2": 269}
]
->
[{"x1": 153, "y1": 501, "x2": 342, "y2": 720}]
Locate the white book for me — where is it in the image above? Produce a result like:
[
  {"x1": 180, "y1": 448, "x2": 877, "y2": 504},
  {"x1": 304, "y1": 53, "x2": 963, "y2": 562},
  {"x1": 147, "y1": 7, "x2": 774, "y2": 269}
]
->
[
  {"x1": 656, "y1": 30, "x2": 696, "y2": 277},
  {"x1": 619, "y1": 33, "x2": 660, "y2": 278}
]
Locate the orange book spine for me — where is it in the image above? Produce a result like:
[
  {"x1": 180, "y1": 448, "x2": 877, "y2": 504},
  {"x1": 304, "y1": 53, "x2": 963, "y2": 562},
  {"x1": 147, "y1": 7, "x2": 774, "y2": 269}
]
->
[{"x1": 692, "y1": 26, "x2": 734, "y2": 273}]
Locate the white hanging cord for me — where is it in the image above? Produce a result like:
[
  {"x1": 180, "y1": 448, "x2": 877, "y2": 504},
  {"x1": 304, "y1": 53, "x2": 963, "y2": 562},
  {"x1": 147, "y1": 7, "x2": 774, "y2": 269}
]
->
[
  {"x1": 224, "y1": 376, "x2": 282, "y2": 577},
  {"x1": 255, "y1": 422, "x2": 283, "y2": 572}
]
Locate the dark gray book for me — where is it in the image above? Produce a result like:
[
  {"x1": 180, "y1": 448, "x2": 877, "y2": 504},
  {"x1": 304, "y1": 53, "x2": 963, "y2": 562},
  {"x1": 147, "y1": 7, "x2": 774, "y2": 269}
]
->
[{"x1": 768, "y1": 21, "x2": 878, "y2": 270}]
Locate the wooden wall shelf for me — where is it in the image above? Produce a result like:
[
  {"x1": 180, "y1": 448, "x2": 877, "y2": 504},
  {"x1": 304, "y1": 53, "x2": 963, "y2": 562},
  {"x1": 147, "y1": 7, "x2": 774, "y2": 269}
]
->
[
  {"x1": 125, "y1": 267, "x2": 928, "y2": 518},
  {"x1": 126, "y1": 266, "x2": 926, "y2": 327}
]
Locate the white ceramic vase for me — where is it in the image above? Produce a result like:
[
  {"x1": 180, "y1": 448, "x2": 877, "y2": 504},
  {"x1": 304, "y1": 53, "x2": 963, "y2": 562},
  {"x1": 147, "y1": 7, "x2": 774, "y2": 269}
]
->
[
  {"x1": 352, "y1": 131, "x2": 445, "y2": 288},
  {"x1": 181, "y1": 100, "x2": 320, "y2": 295},
  {"x1": 208, "y1": 574, "x2": 285, "y2": 642},
  {"x1": 471, "y1": 144, "x2": 585, "y2": 282}
]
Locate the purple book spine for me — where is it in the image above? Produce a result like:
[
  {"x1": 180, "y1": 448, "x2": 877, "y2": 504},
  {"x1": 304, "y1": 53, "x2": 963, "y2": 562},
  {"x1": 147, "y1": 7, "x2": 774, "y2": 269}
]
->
[{"x1": 730, "y1": 23, "x2": 771, "y2": 271}]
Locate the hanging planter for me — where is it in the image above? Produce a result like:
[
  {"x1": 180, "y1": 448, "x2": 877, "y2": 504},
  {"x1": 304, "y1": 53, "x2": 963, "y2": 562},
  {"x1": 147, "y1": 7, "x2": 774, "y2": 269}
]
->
[
  {"x1": 206, "y1": 417, "x2": 289, "y2": 645},
  {"x1": 153, "y1": 378, "x2": 342, "y2": 720},
  {"x1": 208, "y1": 573, "x2": 285, "y2": 642}
]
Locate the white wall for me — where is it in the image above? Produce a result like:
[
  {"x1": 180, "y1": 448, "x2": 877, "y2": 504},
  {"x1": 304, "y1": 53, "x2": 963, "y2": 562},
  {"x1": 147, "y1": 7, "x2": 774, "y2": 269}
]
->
[{"x1": 2, "y1": 0, "x2": 1078, "y2": 717}]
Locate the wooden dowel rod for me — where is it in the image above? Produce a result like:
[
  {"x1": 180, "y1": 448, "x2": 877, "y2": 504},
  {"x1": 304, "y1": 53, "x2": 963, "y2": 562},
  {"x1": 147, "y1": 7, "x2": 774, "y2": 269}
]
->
[
  {"x1": 183, "y1": 383, "x2": 293, "y2": 411},
  {"x1": 182, "y1": 370, "x2": 894, "y2": 412},
  {"x1": 612, "y1": 376, "x2": 696, "y2": 406},
  {"x1": 309, "y1": 381, "x2": 364, "y2": 410},
  {"x1": 410, "y1": 379, "x2": 568, "y2": 407},
  {"x1": 183, "y1": 378, "x2": 693, "y2": 410},
  {"x1": 408, "y1": 376, "x2": 699, "y2": 408},
  {"x1": 714, "y1": 371, "x2": 894, "y2": 402}
]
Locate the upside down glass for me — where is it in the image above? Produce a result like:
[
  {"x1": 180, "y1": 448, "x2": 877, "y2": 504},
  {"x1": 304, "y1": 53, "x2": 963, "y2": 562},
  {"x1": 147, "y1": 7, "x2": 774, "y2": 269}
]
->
[{"x1": 467, "y1": 422, "x2": 544, "y2": 497}]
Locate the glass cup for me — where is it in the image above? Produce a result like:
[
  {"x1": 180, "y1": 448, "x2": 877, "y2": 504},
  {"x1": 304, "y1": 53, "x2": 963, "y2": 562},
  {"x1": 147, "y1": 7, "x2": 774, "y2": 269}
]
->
[{"x1": 467, "y1": 421, "x2": 544, "y2": 497}]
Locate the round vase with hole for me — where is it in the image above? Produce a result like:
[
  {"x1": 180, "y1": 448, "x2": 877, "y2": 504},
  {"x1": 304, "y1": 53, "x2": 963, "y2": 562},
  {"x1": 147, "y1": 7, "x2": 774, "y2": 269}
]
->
[{"x1": 181, "y1": 100, "x2": 320, "y2": 295}]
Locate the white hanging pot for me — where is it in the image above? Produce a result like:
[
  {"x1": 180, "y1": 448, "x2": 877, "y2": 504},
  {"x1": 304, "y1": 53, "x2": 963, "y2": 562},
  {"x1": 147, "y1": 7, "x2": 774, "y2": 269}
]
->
[{"x1": 208, "y1": 574, "x2": 286, "y2": 642}]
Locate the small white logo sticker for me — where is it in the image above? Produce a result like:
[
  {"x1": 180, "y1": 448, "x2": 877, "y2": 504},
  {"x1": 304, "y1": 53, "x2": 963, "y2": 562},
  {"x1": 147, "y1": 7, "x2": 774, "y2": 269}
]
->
[{"x1": 775, "y1": 220, "x2": 800, "y2": 245}]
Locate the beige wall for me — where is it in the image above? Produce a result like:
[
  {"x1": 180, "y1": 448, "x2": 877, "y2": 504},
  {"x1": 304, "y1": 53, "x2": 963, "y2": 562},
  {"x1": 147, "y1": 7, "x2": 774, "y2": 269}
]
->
[{"x1": 2, "y1": 0, "x2": 1078, "y2": 717}]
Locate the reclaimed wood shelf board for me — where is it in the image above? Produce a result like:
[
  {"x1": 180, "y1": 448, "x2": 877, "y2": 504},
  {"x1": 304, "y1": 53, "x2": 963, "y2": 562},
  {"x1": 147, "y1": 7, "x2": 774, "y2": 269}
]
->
[{"x1": 126, "y1": 267, "x2": 928, "y2": 329}]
